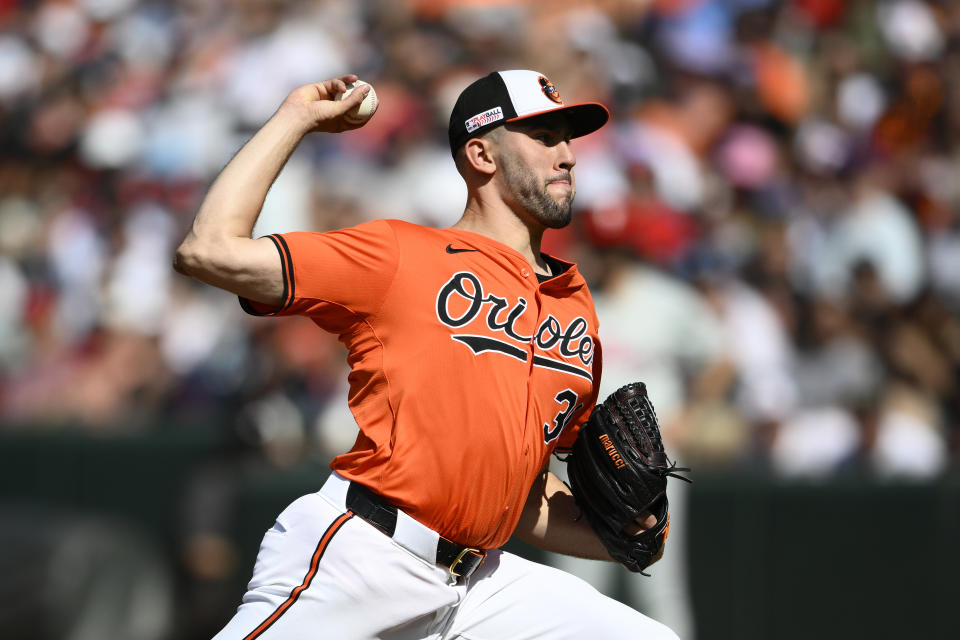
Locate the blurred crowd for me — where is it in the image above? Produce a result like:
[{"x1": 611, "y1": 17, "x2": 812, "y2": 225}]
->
[{"x1": 2, "y1": 0, "x2": 959, "y2": 479}]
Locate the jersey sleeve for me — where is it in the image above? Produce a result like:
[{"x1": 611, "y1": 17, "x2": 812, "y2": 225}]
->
[
  {"x1": 240, "y1": 220, "x2": 400, "y2": 326},
  {"x1": 554, "y1": 337, "x2": 603, "y2": 454}
]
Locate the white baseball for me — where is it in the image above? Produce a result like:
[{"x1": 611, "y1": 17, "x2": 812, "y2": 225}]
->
[{"x1": 337, "y1": 80, "x2": 378, "y2": 125}]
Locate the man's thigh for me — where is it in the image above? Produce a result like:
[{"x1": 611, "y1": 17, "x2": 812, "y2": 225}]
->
[
  {"x1": 447, "y1": 550, "x2": 679, "y2": 640},
  {"x1": 213, "y1": 491, "x2": 458, "y2": 640}
]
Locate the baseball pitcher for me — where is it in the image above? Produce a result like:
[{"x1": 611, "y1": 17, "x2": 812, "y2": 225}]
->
[{"x1": 175, "y1": 70, "x2": 684, "y2": 640}]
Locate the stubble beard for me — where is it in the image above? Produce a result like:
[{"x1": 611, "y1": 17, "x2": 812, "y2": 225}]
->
[{"x1": 498, "y1": 152, "x2": 573, "y2": 229}]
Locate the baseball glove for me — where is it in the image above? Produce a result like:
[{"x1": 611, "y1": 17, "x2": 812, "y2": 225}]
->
[{"x1": 566, "y1": 382, "x2": 690, "y2": 574}]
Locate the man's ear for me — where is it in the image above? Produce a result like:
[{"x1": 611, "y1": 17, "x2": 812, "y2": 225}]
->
[{"x1": 463, "y1": 137, "x2": 497, "y2": 176}]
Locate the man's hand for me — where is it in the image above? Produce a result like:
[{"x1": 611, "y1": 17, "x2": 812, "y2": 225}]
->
[{"x1": 278, "y1": 75, "x2": 373, "y2": 134}]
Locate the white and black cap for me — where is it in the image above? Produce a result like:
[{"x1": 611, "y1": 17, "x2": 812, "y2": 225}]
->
[{"x1": 448, "y1": 70, "x2": 610, "y2": 155}]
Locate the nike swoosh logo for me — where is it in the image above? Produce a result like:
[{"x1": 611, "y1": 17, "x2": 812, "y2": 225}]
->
[{"x1": 446, "y1": 244, "x2": 479, "y2": 254}]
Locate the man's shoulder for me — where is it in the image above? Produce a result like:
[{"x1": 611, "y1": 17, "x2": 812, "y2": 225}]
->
[
  {"x1": 379, "y1": 219, "x2": 442, "y2": 235},
  {"x1": 376, "y1": 219, "x2": 458, "y2": 249},
  {"x1": 318, "y1": 218, "x2": 441, "y2": 242}
]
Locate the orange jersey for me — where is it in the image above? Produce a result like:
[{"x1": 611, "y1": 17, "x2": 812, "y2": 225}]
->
[{"x1": 242, "y1": 220, "x2": 602, "y2": 549}]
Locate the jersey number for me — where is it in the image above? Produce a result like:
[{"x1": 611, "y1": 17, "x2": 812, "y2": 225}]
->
[{"x1": 543, "y1": 389, "x2": 583, "y2": 444}]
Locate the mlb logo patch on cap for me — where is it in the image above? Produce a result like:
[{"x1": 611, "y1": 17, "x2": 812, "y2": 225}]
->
[
  {"x1": 465, "y1": 107, "x2": 504, "y2": 133},
  {"x1": 448, "y1": 70, "x2": 609, "y2": 155}
]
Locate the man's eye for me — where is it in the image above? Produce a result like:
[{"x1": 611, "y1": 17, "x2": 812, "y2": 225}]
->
[{"x1": 532, "y1": 132, "x2": 571, "y2": 145}]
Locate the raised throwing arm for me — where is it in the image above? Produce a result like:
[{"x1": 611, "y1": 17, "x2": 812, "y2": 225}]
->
[{"x1": 173, "y1": 75, "x2": 371, "y2": 304}]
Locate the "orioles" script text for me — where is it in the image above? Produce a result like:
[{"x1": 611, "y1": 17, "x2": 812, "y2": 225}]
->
[{"x1": 436, "y1": 271, "x2": 594, "y2": 366}]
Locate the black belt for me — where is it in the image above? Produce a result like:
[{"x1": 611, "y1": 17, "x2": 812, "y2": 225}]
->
[{"x1": 345, "y1": 482, "x2": 486, "y2": 579}]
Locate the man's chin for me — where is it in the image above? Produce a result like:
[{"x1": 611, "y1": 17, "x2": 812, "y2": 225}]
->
[{"x1": 542, "y1": 208, "x2": 573, "y2": 229}]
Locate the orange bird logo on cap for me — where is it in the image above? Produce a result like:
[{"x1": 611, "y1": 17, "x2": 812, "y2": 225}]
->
[{"x1": 539, "y1": 76, "x2": 563, "y2": 104}]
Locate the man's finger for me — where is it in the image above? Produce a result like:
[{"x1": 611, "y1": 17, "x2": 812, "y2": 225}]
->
[
  {"x1": 622, "y1": 511, "x2": 657, "y2": 536},
  {"x1": 341, "y1": 82, "x2": 371, "y2": 108},
  {"x1": 323, "y1": 74, "x2": 359, "y2": 97}
]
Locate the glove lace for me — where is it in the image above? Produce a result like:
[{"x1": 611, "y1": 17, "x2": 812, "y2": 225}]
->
[{"x1": 661, "y1": 457, "x2": 692, "y2": 483}]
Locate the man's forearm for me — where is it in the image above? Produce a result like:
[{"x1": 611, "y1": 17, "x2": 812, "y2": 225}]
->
[
  {"x1": 188, "y1": 110, "x2": 309, "y2": 244},
  {"x1": 513, "y1": 470, "x2": 615, "y2": 561}
]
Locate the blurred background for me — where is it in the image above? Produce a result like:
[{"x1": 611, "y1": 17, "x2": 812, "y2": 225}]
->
[{"x1": 1, "y1": 0, "x2": 959, "y2": 638}]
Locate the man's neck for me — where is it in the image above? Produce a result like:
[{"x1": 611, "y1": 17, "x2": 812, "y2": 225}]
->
[{"x1": 452, "y1": 197, "x2": 551, "y2": 275}]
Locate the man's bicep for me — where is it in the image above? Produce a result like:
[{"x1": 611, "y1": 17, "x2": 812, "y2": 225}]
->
[
  {"x1": 175, "y1": 235, "x2": 285, "y2": 306},
  {"x1": 228, "y1": 236, "x2": 287, "y2": 305}
]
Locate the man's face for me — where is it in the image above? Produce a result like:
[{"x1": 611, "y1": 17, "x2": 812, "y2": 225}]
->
[{"x1": 495, "y1": 115, "x2": 577, "y2": 229}]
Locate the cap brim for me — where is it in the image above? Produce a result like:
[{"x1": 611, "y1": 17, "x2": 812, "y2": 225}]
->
[{"x1": 506, "y1": 102, "x2": 610, "y2": 139}]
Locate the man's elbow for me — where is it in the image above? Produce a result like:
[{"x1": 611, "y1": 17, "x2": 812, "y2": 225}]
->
[{"x1": 173, "y1": 237, "x2": 207, "y2": 278}]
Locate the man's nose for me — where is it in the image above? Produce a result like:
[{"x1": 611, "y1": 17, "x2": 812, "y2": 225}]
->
[{"x1": 557, "y1": 140, "x2": 576, "y2": 170}]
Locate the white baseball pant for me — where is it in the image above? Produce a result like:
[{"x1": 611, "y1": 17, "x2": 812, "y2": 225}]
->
[{"x1": 212, "y1": 473, "x2": 680, "y2": 640}]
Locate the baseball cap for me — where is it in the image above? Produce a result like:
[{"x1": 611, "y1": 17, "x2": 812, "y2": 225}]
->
[{"x1": 448, "y1": 70, "x2": 609, "y2": 155}]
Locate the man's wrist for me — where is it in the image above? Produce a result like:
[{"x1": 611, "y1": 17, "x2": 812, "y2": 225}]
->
[{"x1": 268, "y1": 105, "x2": 315, "y2": 140}]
